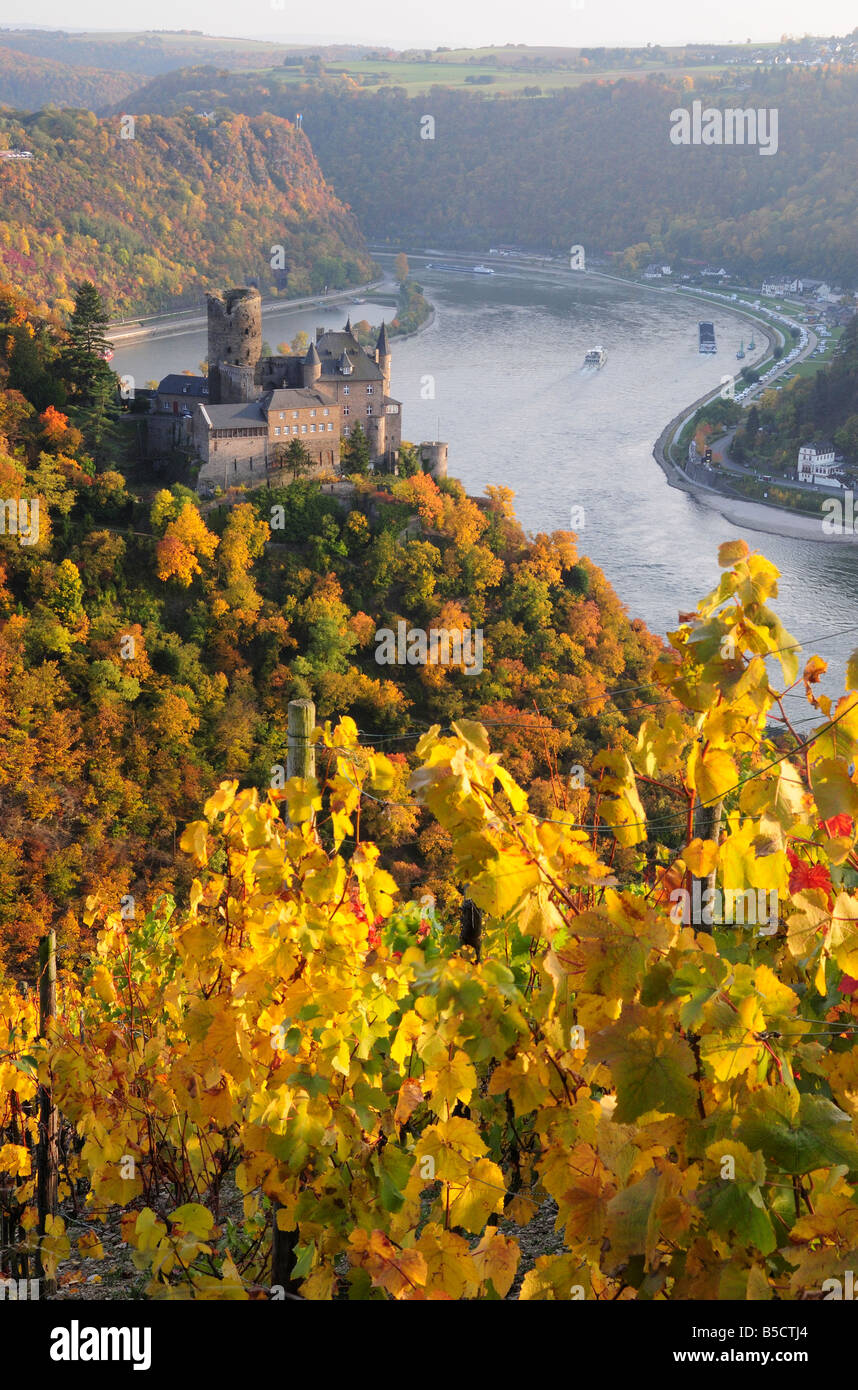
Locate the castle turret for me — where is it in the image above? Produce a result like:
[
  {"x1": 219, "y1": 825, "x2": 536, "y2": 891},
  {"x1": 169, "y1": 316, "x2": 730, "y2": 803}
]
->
[
  {"x1": 418, "y1": 442, "x2": 448, "y2": 480},
  {"x1": 207, "y1": 287, "x2": 262, "y2": 404},
  {"x1": 376, "y1": 321, "x2": 391, "y2": 396},
  {"x1": 302, "y1": 340, "x2": 321, "y2": 388},
  {"x1": 345, "y1": 316, "x2": 353, "y2": 335}
]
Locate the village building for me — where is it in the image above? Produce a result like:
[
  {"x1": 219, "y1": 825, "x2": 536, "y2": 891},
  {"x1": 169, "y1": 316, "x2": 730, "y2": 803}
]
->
[
  {"x1": 797, "y1": 443, "x2": 843, "y2": 484},
  {"x1": 761, "y1": 278, "x2": 803, "y2": 296}
]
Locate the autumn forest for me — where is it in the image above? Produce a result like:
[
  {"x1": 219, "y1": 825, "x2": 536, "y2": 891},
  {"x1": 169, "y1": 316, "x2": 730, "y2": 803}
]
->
[{"x1": 3, "y1": 23, "x2": 858, "y2": 1330}]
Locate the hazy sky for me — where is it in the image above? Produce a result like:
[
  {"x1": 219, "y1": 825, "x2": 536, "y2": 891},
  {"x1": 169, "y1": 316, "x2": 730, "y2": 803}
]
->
[{"x1": 2, "y1": 0, "x2": 855, "y2": 49}]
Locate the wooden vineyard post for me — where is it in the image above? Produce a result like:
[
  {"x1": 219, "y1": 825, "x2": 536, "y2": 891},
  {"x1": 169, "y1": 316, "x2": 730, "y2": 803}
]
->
[
  {"x1": 460, "y1": 890, "x2": 482, "y2": 962},
  {"x1": 270, "y1": 700, "x2": 316, "y2": 1297},
  {"x1": 287, "y1": 698, "x2": 316, "y2": 785},
  {"x1": 37, "y1": 930, "x2": 59, "y2": 1295}
]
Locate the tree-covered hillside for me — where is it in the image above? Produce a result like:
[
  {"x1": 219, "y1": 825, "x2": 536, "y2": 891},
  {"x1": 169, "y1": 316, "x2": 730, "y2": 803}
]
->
[
  {"x1": 0, "y1": 109, "x2": 374, "y2": 317},
  {"x1": 117, "y1": 65, "x2": 858, "y2": 285},
  {"x1": 0, "y1": 45, "x2": 140, "y2": 109},
  {"x1": 0, "y1": 279, "x2": 663, "y2": 976}
]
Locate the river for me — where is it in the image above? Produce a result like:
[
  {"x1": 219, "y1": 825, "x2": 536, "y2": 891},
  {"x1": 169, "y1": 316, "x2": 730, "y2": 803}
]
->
[{"x1": 112, "y1": 263, "x2": 858, "y2": 700}]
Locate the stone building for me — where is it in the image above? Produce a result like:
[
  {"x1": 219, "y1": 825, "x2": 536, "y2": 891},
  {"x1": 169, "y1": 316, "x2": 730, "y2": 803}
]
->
[
  {"x1": 257, "y1": 318, "x2": 401, "y2": 466},
  {"x1": 261, "y1": 388, "x2": 340, "y2": 472},
  {"x1": 193, "y1": 400, "x2": 269, "y2": 489},
  {"x1": 155, "y1": 374, "x2": 211, "y2": 415},
  {"x1": 149, "y1": 286, "x2": 442, "y2": 492},
  {"x1": 194, "y1": 388, "x2": 341, "y2": 490}
]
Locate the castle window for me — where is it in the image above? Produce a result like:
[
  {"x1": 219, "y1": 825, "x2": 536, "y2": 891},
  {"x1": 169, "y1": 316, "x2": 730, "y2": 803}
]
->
[
  {"x1": 310, "y1": 424, "x2": 316, "y2": 432},
  {"x1": 301, "y1": 425, "x2": 307, "y2": 434},
  {"x1": 343, "y1": 406, "x2": 349, "y2": 417},
  {"x1": 366, "y1": 386, "x2": 374, "y2": 395},
  {"x1": 343, "y1": 385, "x2": 350, "y2": 396},
  {"x1": 367, "y1": 407, "x2": 373, "y2": 416},
  {"x1": 327, "y1": 422, "x2": 333, "y2": 432},
  {"x1": 292, "y1": 411, "x2": 298, "y2": 419},
  {"x1": 323, "y1": 408, "x2": 329, "y2": 416},
  {"x1": 310, "y1": 409, "x2": 316, "y2": 417},
  {"x1": 274, "y1": 426, "x2": 281, "y2": 435},
  {"x1": 279, "y1": 412, "x2": 284, "y2": 420}
]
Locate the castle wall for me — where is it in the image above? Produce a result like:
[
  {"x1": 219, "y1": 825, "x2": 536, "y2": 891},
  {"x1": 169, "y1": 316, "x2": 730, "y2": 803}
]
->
[
  {"x1": 146, "y1": 412, "x2": 194, "y2": 458},
  {"x1": 197, "y1": 437, "x2": 268, "y2": 493},
  {"x1": 218, "y1": 363, "x2": 257, "y2": 405}
]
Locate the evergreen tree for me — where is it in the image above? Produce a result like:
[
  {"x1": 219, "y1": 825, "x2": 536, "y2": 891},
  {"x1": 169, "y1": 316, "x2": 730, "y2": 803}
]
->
[
  {"x1": 284, "y1": 435, "x2": 313, "y2": 482},
  {"x1": 62, "y1": 281, "x2": 114, "y2": 404},
  {"x1": 397, "y1": 441, "x2": 420, "y2": 477},
  {"x1": 341, "y1": 422, "x2": 371, "y2": 476},
  {"x1": 74, "y1": 372, "x2": 121, "y2": 466}
]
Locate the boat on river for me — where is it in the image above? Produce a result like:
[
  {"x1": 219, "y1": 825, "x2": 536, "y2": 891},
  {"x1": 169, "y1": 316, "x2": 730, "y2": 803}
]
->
[
  {"x1": 426, "y1": 262, "x2": 495, "y2": 275},
  {"x1": 698, "y1": 321, "x2": 716, "y2": 353},
  {"x1": 584, "y1": 346, "x2": 608, "y2": 368}
]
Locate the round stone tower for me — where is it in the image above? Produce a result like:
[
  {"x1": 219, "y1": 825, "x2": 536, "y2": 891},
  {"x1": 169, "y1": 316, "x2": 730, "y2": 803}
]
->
[
  {"x1": 206, "y1": 287, "x2": 262, "y2": 404},
  {"x1": 418, "y1": 441, "x2": 448, "y2": 480}
]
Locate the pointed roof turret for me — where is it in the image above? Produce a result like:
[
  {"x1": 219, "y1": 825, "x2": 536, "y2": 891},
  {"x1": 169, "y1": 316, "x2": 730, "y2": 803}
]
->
[
  {"x1": 376, "y1": 321, "x2": 390, "y2": 355},
  {"x1": 345, "y1": 316, "x2": 353, "y2": 334},
  {"x1": 305, "y1": 341, "x2": 320, "y2": 365}
]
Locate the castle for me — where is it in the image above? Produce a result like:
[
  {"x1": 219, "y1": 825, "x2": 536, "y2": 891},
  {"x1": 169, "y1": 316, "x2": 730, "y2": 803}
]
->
[{"x1": 149, "y1": 286, "x2": 447, "y2": 492}]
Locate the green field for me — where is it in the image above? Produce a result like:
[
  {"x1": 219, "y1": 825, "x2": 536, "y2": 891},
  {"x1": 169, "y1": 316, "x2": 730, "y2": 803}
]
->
[
  {"x1": 267, "y1": 55, "x2": 747, "y2": 97},
  {"x1": 790, "y1": 326, "x2": 844, "y2": 378}
]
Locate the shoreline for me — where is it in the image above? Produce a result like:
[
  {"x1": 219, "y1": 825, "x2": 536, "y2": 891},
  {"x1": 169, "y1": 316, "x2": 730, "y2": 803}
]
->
[
  {"x1": 114, "y1": 244, "x2": 843, "y2": 543},
  {"x1": 646, "y1": 291, "x2": 858, "y2": 544},
  {"x1": 108, "y1": 277, "x2": 389, "y2": 346},
  {"x1": 387, "y1": 304, "x2": 436, "y2": 344},
  {"x1": 374, "y1": 247, "x2": 845, "y2": 543},
  {"x1": 109, "y1": 277, "x2": 438, "y2": 352},
  {"x1": 651, "y1": 393, "x2": 858, "y2": 546}
]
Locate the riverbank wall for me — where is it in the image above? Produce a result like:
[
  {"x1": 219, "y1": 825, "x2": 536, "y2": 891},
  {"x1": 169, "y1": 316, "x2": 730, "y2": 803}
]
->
[
  {"x1": 652, "y1": 388, "x2": 858, "y2": 547},
  {"x1": 109, "y1": 278, "x2": 388, "y2": 346}
]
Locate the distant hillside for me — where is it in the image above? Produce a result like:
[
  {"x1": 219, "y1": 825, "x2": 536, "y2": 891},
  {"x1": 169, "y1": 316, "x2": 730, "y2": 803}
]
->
[
  {"x1": 0, "y1": 28, "x2": 300, "y2": 78},
  {"x1": 0, "y1": 108, "x2": 374, "y2": 316},
  {"x1": 0, "y1": 44, "x2": 139, "y2": 109},
  {"x1": 117, "y1": 65, "x2": 858, "y2": 286}
]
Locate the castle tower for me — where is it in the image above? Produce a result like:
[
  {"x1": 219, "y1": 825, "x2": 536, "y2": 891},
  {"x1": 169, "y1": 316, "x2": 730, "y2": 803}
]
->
[
  {"x1": 302, "y1": 341, "x2": 321, "y2": 388},
  {"x1": 376, "y1": 321, "x2": 391, "y2": 397},
  {"x1": 206, "y1": 287, "x2": 262, "y2": 404},
  {"x1": 418, "y1": 442, "x2": 448, "y2": 480}
]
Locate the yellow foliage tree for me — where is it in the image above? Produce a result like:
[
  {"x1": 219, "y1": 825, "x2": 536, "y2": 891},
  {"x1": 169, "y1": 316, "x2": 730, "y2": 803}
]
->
[{"x1": 156, "y1": 503, "x2": 218, "y2": 587}]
